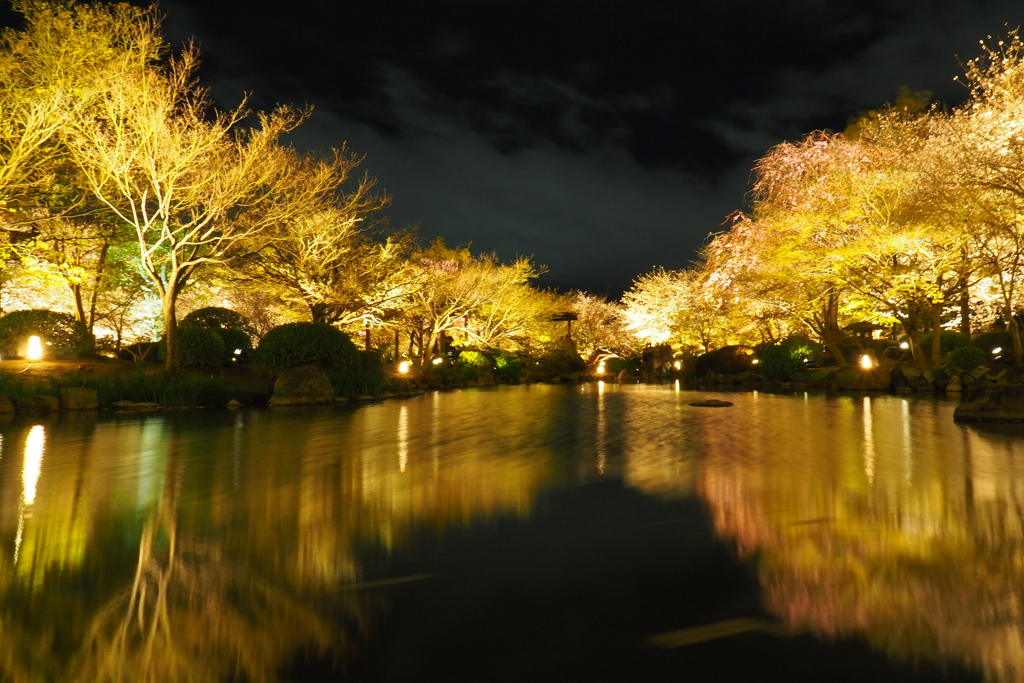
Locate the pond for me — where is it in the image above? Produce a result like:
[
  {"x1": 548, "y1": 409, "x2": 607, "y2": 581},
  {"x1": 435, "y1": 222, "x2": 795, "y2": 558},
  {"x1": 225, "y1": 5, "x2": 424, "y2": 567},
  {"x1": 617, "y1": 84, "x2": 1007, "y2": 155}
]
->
[{"x1": 0, "y1": 383, "x2": 1021, "y2": 682}]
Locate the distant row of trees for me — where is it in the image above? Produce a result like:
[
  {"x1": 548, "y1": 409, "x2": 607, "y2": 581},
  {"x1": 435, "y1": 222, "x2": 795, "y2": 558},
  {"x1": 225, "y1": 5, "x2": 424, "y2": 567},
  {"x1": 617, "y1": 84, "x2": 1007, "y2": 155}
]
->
[{"x1": 621, "y1": 31, "x2": 1024, "y2": 368}]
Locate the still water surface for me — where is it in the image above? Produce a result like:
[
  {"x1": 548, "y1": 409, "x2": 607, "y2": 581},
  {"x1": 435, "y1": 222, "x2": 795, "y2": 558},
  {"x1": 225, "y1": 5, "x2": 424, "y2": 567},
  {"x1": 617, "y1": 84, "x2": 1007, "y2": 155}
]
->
[{"x1": 1, "y1": 384, "x2": 1022, "y2": 681}]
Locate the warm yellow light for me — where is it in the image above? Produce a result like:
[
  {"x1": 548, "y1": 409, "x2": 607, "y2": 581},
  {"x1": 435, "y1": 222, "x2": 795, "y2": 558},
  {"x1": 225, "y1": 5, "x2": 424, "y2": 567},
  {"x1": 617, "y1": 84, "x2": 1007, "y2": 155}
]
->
[
  {"x1": 899, "y1": 341, "x2": 909, "y2": 349},
  {"x1": 751, "y1": 359, "x2": 760, "y2": 365},
  {"x1": 597, "y1": 362, "x2": 606, "y2": 373},
  {"x1": 860, "y1": 354, "x2": 874, "y2": 369},
  {"x1": 398, "y1": 360, "x2": 410, "y2": 374},
  {"x1": 992, "y1": 347, "x2": 1002, "y2": 354},
  {"x1": 673, "y1": 360, "x2": 681, "y2": 370},
  {"x1": 26, "y1": 336, "x2": 42, "y2": 360},
  {"x1": 23, "y1": 425, "x2": 44, "y2": 505},
  {"x1": 431, "y1": 357, "x2": 443, "y2": 365}
]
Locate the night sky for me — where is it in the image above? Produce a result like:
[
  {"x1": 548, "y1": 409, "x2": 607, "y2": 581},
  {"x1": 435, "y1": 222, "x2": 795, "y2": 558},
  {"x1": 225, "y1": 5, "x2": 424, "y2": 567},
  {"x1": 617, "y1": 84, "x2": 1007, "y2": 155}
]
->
[{"x1": 15, "y1": 1, "x2": 1024, "y2": 294}]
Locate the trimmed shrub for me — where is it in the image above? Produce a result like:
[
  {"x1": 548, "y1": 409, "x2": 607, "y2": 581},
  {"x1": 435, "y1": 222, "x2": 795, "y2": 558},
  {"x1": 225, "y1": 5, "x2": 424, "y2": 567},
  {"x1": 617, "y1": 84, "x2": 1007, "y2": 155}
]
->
[
  {"x1": 458, "y1": 350, "x2": 489, "y2": 367},
  {"x1": 946, "y1": 346, "x2": 988, "y2": 371},
  {"x1": 254, "y1": 322, "x2": 358, "y2": 371},
  {"x1": 494, "y1": 352, "x2": 523, "y2": 383},
  {"x1": 971, "y1": 330, "x2": 1014, "y2": 365},
  {"x1": 0, "y1": 309, "x2": 92, "y2": 358},
  {"x1": 919, "y1": 331, "x2": 971, "y2": 357},
  {"x1": 159, "y1": 326, "x2": 226, "y2": 368},
  {"x1": 181, "y1": 307, "x2": 256, "y2": 337},
  {"x1": 182, "y1": 307, "x2": 256, "y2": 364},
  {"x1": 758, "y1": 343, "x2": 801, "y2": 382},
  {"x1": 694, "y1": 346, "x2": 755, "y2": 376}
]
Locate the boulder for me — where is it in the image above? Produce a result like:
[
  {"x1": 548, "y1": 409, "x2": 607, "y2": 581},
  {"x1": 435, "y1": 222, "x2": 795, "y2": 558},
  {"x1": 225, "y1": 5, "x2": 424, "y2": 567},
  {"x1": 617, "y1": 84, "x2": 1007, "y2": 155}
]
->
[
  {"x1": 970, "y1": 366, "x2": 990, "y2": 380},
  {"x1": 60, "y1": 387, "x2": 98, "y2": 411},
  {"x1": 19, "y1": 395, "x2": 59, "y2": 412},
  {"x1": 901, "y1": 363, "x2": 924, "y2": 383},
  {"x1": 954, "y1": 384, "x2": 1024, "y2": 422},
  {"x1": 226, "y1": 399, "x2": 242, "y2": 409},
  {"x1": 922, "y1": 369, "x2": 936, "y2": 384},
  {"x1": 617, "y1": 369, "x2": 632, "y2": 382},
  {"x1": 268, "y1": 365, "x2": 333, "y2": 406},
  {"x1": 689, "y1": 399, "x2": 734, "y2": 407},
  {"x1": 946, "y1": 374, "x2": 963, "y2": 392},
  {"x1": 0, "y1": 396, "x2": 13, "y2": 414},
  {"x1": 477, "y1": 363, "x2": 495, "y2": 386}
]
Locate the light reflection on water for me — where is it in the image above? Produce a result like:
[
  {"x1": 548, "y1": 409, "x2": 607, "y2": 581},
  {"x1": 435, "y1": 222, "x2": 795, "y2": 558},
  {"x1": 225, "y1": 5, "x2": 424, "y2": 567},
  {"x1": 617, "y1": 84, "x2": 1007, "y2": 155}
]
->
[{"x1": 0, "y1": 386, "x2": 1019, "y2": 680}]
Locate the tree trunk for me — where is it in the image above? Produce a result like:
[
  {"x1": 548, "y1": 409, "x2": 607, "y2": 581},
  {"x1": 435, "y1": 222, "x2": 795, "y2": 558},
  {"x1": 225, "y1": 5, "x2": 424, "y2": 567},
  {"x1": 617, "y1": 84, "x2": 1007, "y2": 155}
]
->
[
  {"x1": 309, "y1": 302, "x2": 328, "y2": 324},
  {"x1": 163, "y1": 295, "x2": 180, "y2": 373},
  {"x1": 931, "y1": 300, "x2": 943, "y2": 365},
  {"x1": 422, "y1": 330, "x2": 438, "y2": 365},
  {"x1": 86, "y1": 242, "x2": 110, "y2": 334},
  {"x1": 1007, "y1": 304, "x2": 1023, "y2": 367},
  {"x1": 960, "y1": 279, "x2": 971, "y2": 337},
  {"x1": 901, "y1": 318, "x2": 927, "y2": 365},
  {"x1": 823, "y1": 293, "x2": 848, "y2": 368}
]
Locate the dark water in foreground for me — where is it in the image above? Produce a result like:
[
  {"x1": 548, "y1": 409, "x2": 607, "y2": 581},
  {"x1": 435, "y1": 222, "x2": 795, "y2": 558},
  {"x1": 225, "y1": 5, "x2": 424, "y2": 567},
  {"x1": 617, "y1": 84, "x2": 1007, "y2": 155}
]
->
[{"x1": 1, "y1": 383, "x2": 1022, "y2": 681}]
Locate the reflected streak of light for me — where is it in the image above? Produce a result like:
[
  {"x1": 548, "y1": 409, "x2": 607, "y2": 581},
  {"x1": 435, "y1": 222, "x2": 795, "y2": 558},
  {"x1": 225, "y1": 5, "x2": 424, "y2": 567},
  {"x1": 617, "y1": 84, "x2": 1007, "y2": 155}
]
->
[
  {"x1": 863, "y1": 397, "x2": 875, "y2": 483},
  {"x1": 15, "y1": 425, "x2": 45, "y2": 567},
  {"x1": 597, "y1": 383, "x2": 607, "y2": 474},
  {"x1": 431, "y1": 391, "x2": 440, "y2": 476},
  {"x1": 23, "y1": 425, "x2": 44, "y2": 505},
  {"x1": 398, "y1": 405, "x2": 409, "y2": 473},
  {"x1": 902, "y1": 399, "x2": 912, "y2": 484},
  {"x1": 674, "y1": 379, "x2": 680, "y2": 392}
]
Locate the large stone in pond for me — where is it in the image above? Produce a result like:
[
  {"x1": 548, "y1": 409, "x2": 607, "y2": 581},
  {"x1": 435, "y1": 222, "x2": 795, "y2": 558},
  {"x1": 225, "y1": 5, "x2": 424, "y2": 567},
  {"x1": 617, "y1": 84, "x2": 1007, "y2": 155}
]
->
[
  {"x1": 19, "y1": 395, "x2": 59, "y2": 412},
  {"x1": 60, "y1": 387, "x2": 98, "y2": 411},
  {"x1": 269, "y1": 365, "x2": 333, "y2": 406},
  {"x1": 689, "y1": 399, "x2": 733, "y2": 407},
  {"x1": 954, "y1": 384, "x2": 1024, "y2": 422}
]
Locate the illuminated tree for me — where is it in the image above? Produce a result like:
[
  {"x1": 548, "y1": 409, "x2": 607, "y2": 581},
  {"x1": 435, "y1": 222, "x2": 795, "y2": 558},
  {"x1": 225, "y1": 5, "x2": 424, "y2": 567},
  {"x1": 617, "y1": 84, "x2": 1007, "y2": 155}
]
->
[
  {"x1": 227, "y1": 149, "x2": 409, "y2": 327},
  {"x1": 65, "y1": 38, "x2": 329, "y2": 371},
  {"x1": 405, "y1": 239, "x2": 545, "y2": 361},
  {"x1": 568, "y1": 291, "x2": 638, "y2": 361},
  {"x1": 0, "y1": 1, "x2": 158, "y2": 208},
  {"x1": 927, "y1": 30, "x2": 1024, "y2": 365}
]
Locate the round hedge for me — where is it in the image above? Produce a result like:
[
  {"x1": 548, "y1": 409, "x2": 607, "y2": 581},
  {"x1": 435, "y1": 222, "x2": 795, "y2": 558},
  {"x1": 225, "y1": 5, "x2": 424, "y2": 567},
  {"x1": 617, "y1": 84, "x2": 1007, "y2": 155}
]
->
[
  {"x1": 0, "y1": 309, "x2": 92, "y2": 358},
  {"x1": 946, "y1": 346, "x2": 988, "y2": 371},
  {"x1": 182, "y1": 307, "x2": 256, "y2": 337},
  {"x1": 181, "y1": 307, "x2": 257, "y2": 364},
  {"x1": 971, "y1": 330, "x2": 1014, "y2": 365},
  {"x1": 254, "y1": 322, "x2": 358, "y2": 371},
  {"x1": 159, "y1": 325, "x2": 226, "y2": 368},
  {"x1": 918, "y1": 331, "x2": 971, "y2": 357}
]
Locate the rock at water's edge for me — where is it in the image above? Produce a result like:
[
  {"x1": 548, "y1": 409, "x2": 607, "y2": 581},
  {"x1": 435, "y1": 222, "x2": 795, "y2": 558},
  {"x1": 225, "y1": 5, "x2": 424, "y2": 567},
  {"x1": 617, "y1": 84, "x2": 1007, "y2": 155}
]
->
[
  {"x1": 954, "y1": 384, "x2": 1024, "y2": 422},
  {"x1": 19, "y1": 395, "x2": 59, "y2": 412},
  {"x1": 268, "y1": 365, "x2": 333, "y2": 406},
  {"x1": 60, "y1": 387, "x2": 98, "y2": 411}
]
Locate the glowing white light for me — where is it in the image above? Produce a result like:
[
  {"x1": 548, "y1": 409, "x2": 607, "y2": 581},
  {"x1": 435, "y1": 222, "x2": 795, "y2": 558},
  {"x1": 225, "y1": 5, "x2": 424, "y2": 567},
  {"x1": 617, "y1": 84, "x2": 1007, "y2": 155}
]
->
[
  {"x1": 233, "y1": 348, "x2": 242, "y2": 355},
  {"x1": 860, "y1": 354, "x2": 874, "y2": 369},
  {"x1": 993, "y1": 347, "x2": 1003, "y2": 354},
  {"x1": 752, "y1": 359, "x2": 760, "y2": 364},
  {"x1": 673, "y1": 360, "x2": 681, "y2": 370},
  {"x1": 899, "y1": 342, "x2": 909, "y2": 349},
  {"x1": 431, "y1": 357, "x2": 443, "y2": 365},
  {"x1": 597, "y1": 362, "x2": 606, "y2": 373},
  {"x1": 26, "y1": 336, "x2": 42, "y2": 360},
  {"x1": 23, "y1": 425, "x2": 44, "y2": 505},
  {"x1": 398, "y1": 360, "x2": 410, "y2": 374}
]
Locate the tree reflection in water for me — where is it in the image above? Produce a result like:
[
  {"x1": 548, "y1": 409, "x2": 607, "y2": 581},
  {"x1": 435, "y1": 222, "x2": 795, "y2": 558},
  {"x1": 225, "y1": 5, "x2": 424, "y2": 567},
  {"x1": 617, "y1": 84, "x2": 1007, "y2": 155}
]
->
[
  {"x1": 0, "y1": 397, "x2": 553, "y2": 682},
  {"x1": 697, "y1": 395, "x2": 1024, "y2": 682}
]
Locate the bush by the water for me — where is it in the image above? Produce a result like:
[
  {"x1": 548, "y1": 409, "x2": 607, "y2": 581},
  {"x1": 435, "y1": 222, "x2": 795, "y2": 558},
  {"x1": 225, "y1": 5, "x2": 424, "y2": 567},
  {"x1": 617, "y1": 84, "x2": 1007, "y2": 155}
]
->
[
  {"x1": 946, "y1": 346, "x2": 988, "y2": 371},
  {"x1": 494, "y1": 351, "x2": 523, "y2": 382},
  {"x1": 326, "y1": 349, "x2": 386, "y2": 399},
  {"x1": 757, "y1": 337, "x2": 815, "y2": 382},
  {"x1": 159, "y1": 326, "x2": 226, "y2": 368},
  {"x1": 918, "y1": 331, "x2": 971, "y2": 357},
  {"x1": 694, "y1": 346, "x2": 755, "y2": 377},
  {"x1": 0, "y1": 309, "x2": 92, "y2": 358},
  {"x1": 182, "y1": 307, "x2": 255, "y2": 364},
  {"x1": 254, "y1": 322, "x2": 358, "y2": 371},
  {"x1": 971, "y1": 330, "x2": 1014, "y2": 364}
]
